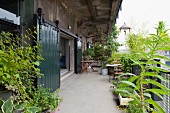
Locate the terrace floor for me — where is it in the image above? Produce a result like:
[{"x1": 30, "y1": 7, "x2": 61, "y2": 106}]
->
[{"x1": 58, "y1": 68, "x2": 123, "y2": 113}]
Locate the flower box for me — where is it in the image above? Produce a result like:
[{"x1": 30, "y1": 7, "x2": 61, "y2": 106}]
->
[
  {"x1": 118, "y1": 93, "x2": 134, "y2": 105},
  {"x1": 118, "y1": 91, "x2": 139, "y2": 106}
]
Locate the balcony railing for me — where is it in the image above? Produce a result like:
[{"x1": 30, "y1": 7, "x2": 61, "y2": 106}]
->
[{"x1": 157, "y1": 72, "x2": 170, "y2": 113}]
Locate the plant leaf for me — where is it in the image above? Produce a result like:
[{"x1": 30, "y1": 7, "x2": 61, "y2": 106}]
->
[
  {"x1": 152, "y1": 55, "x2": 170, "y2": 61},
  {"x1": 144, "y1": 72, "x2": 166, "y2": 82},
  {"x1": 148, "y1": 66, "x2": 169, "y2": 72},
  {"x1": 118, "y1": 73, "x2": 136, "y2": 77},
  {"x1": 0, "y1": 99, "x2": 4, "y2": 107},
  {"x1": 15, "y1": 101, "x2": 28, "y2": 110},
  {"x1": 145, "y1": 89, "x2": 170, "y2": 95},
  {"x1": 115, "y1": 89, "x2": 131, "y2": 95},
  {"x1": 14, "y1": 74, "x2": 20, "y2": 78},
  {"x1": 145, "y1": 89, "x2": 163, "y2": 100},
  {"x1": 151, "y1": 109, "x2": 160, "y2": 113},
  {"x1": 145, "y1": 98, "x2": 165, "y2": 113},
  {"x1": 143, "y1": 93, "x2": 151, "y2": 98},
  {"x1": 27, "y1": 107, "x2": 40, "y2": 113},
  {"x1": 146, "y1": 79, "x2": 169, "y2": 91},
  {"x1": 1, "y1": 98, "x2": 14, "y2": 113},
  {"x1": 128, "y1": 75, "x2": 138, "y2": 82},
  {"x1": 33, "y1": 61, "x2": 40, "y2": 66},
  {"x1": 121, "y1": 81, "x2": 137, "y2": 89}
]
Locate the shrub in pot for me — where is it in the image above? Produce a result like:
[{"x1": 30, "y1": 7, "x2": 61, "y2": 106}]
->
[{"x1": 115, "y1": 21, "x2": 170, "y2": 113}]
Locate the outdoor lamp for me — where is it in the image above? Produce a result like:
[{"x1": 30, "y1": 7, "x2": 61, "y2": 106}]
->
[{"x1": 68, "y1": 25, "x2": 71, "y2": 29}]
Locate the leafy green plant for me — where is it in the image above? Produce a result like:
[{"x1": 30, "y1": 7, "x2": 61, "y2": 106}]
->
[
  {"x1": 107, "y1": 25, "x2": 120, "y2": 55},
  {"x1": 126, "y1": 33, "x2": 146, "y2": 59},
  {"x1": 28, "y1": 86, "x2": 62, "y2": 112},
  {"x1": 0, "y1": 97, "x2": 39, "y2": 113},
  {"x1": 93, "y1": 42, "x2": 103, "y2": 61},
  {"x1": 121, "y1": 55, "x2": 133, "y2": 73},
  {"x1": 83, "y1": 48, "x2": 95, "y2": 60},
  {"x1": 116, "y1": 21, "x2": 170, "y2": 113},
  {"x1": 114, "y1": 86, "x2": 134, "y2": 98},
  {"x1": 108, "y1": 52, "x2": 122, "y2": 64},
  {"x1": 126, "y1": 101, "x2": 143, "y2": 113},
  {"x1": 0, "y1": 29, "x2": 62, "y2": 112},
  {"x1": 113, "y1": 74, "x2": 134, "y2": 97},
  {"x1": 0, "y1": 30, "x2": 43, "y2": 101}
]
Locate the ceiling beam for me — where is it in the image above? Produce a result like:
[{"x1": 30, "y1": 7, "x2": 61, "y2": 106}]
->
[
  {"x1": 96, "y1": 15, "x2": 109, "y2": 19},
  {"x1": 85, "y1": 0, "x2": 96, "y2": 20},
  {"x1": 97, "y1": 6, "x2": 110, "y2": 10},
  {"x1": 91, "y1": 20, "x2": 109, "y2": 25}
]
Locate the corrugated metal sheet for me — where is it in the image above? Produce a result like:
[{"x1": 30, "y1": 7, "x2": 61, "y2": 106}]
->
[{"x1": 37, "y1": 20, "x2": 60, "y2": 92}]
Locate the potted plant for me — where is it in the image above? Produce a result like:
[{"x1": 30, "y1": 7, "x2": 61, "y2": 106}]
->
[
  {"x1": 83, "y1": 48, "x2": 95, "y2": 60},
  {"x1": 115, "y1": 22, "x2": 170, "y2": 113},
  {"x1": 28, "y1": 86, "x2": 62, "y2": 113},
  {"x1": 114, "y1": 85, "x2": 135, "y2": 105}
]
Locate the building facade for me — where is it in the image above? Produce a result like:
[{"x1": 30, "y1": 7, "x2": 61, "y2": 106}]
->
[{"x1": 0, "y1": 0, "x2": 123, "y2": 91}]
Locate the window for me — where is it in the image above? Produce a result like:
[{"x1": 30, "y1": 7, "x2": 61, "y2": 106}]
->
[{"x1": 0, "y1": 8, "x2": 20, "y2": 25}]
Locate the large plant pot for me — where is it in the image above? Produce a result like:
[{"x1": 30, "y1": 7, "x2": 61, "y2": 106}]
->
[
  {"x1": 118, "y1": 91, "x2": 139, "y2": 106},
  {"x1": 101, "y1": 69, "x2": 108, "y2": 75},
  {"x1": 118, "y1": 93, "x2": 134, "y2": 105}
]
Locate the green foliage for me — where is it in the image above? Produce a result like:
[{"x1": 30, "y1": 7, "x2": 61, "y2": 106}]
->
[
  {"x1": 25, "y1": 107, "x2": 40, "y2": 113},
  {"x1": 114, "y1": 86, "x2": 134, "y2": 97},
  {"x1": 93, "y1": 25, "x2": 120, "y2": 63},
  {"x1": 113, "y1": 74, "x2": 135, "y2": 97},
  {"x1": 0, "y1": 97, "x2": 38, "y2": 113},
  {"x1": 28, "y1": 86, "x2": 62, "y2": 112},
  {"x1": 1, "y1": 98, "x2": 14, "y2": 113},
  {"x1": 107, "y1": 25, "x2": 121, "y2": 54},
  {"x1": 126, "y1": 101, "x2": 143, "y2": 113},
  {"x1": 0, "y1": 30, "x2": 61, "y2": 112},
  {"x1": 108, "y1": 52, "x2": 122, "y2": 63},
  {"x1": 116, "y1": 21, "x2": 170, "y2": 113},
  {"x1": 121, "y1": 55, "x2": 133, "y2": 73},
  {"x1": 0, "y1": 30, "x2": 43, "y2": 101},
  {"x1": 126, "y1": 33, "x2": 146, "y2": 59},
  {"x1": 83, "y1": 48, "x2": 95, "y2": 60},
  {"x1": 93, "y1": 42, "x2": 103, "y2": 60}
]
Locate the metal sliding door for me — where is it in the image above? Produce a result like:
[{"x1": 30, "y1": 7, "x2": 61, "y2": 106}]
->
[{"x1": 37, "y1": 21, "x2": 60, "y2": 92}]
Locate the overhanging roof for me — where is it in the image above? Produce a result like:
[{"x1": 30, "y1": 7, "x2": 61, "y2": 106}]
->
[{"x1": 62, "y1": 0, "x2": 123, "y2": 42}]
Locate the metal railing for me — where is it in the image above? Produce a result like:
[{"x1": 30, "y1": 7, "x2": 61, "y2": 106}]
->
[{"x1": 157, "y1": 72, "x2": 170, "y2": 113}]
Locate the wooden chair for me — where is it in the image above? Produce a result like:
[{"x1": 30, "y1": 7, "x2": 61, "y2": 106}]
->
[{"x1": 80, "y1": 62, "x2": 88, "y2": 74}]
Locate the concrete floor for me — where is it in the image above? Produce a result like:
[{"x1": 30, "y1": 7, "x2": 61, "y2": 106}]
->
[{"x1": 58, "y1": 70, "x2": 123, "y2": 113}]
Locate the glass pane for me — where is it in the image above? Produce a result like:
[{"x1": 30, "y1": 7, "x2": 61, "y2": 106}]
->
[{"x1": 0, "y1": 8, "x2": 20, "y2": 25}]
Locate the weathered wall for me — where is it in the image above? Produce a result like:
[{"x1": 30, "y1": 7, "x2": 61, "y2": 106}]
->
[{"x1": 35, "y1": 0, "x2": 77, "y2": 34}]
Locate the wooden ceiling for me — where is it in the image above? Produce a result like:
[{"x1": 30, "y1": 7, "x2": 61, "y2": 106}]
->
[{"x1": 62, "y1": 0, "x2": 123, "y2": 42}]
